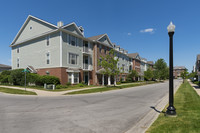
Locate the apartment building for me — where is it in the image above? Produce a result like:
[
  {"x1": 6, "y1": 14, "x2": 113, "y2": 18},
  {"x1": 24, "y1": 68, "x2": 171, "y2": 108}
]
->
[
  {"x1": 173, "y1": 66, "x2": 186, "y2": 79},
  {"x1": 128, "y1": 53, "x2": 154, "y2": 81},
  {"x1": 10, "y1": 15, "x2": 132, "y2": 85},
  {"x1": 195, "y1": 54, "x2": 200, "y2": 81}
]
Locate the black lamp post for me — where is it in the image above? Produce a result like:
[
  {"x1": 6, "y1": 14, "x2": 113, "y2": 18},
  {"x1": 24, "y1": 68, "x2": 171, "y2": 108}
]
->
[{"x1": 166, "y1": 22, "x2": 176, "y2": 116}]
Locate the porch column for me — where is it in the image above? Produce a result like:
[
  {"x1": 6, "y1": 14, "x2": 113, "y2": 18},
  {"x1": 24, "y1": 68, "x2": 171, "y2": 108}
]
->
[
  {"x1": 72, "y1": 73, "x2": 74, "y2": 84},
  {"x1": 102, "y1": 74, "x2": 104, "y2": 86},
  {"x1": 114, "y1": 76, "x2": 116, "y2": 86},
  {"x1": 108, "y1": 75, "x2": 111, "y2": 85},
  {"x1": 88, "y1": 72, "x2": 90, "y2": 85}
]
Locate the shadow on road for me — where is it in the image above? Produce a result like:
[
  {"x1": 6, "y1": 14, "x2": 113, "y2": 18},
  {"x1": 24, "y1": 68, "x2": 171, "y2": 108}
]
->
[{"x1": 150, "y1": 106, "x2": 165, "y2": 113}]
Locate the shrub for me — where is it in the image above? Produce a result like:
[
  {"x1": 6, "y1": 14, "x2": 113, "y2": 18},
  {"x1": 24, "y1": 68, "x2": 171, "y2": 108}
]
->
[
  {"x1": 66, "y1": 82, "x2": 71, "y2": 86},
  {"x1": 40, "y1": 75, "x2": 60, "y2": 85},
  {"x1": 9, "y1": 69, "x2": 24, "y2": 85},
  {"x1": 77, "y1": 83, "x2": 85, "y2": 87},
  {"x1": 56, "y1": 85, "x2": 68, "y2": 89},
  {"x1": 0, "y1": 75, "x2": 10, "y2": 84},
  {"x1": 1, "y1": 70, "x2": 11, "y2": 76},
  {"x1": 116, "y1": 82, "x2": 121, "y2": 85}
]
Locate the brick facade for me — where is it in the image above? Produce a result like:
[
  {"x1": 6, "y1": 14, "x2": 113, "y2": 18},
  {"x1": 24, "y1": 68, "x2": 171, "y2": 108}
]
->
[{"x1": 37, "y1": 67, "x2": 68, "y2": 85}]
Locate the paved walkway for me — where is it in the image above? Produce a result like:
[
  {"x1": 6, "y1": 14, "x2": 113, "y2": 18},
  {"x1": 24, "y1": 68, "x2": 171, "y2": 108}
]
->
[
  {"x1": 189, "y1": 80, "x2": 200, "y2": 96},
  {"x1": 0, "y1": 82, "x2": 151, "y2": 96},
  {"x1": 0, "y1": 85, "x2": 102, "y2": 96}
]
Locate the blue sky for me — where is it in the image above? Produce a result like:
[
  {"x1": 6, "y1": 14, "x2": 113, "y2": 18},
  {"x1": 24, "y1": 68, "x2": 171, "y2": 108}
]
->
[{"x1": 0, "y1": 0, "x2": 200, "y2": 72}]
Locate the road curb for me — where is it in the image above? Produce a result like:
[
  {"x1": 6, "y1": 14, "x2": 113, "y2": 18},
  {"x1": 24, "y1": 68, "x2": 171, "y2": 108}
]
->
[{"x1": 125, "y1": 81, "x2": 182, "y2": 133}]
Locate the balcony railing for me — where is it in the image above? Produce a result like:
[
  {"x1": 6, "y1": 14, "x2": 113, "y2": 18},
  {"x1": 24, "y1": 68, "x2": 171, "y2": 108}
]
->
[
  {"x1": 83, "y1": 63, "x2": 91, "y2": 70},
  {"x1": 83, "y1": 46, "x2": 89, "y2": 53}
]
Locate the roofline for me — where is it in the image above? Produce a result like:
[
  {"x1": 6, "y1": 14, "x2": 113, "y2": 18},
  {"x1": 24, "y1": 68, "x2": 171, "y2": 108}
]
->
[
  {"x1": 10, "y1": 29, "x2": 59, "y2": 47},
  {"x1": 10, "y1": 15, "x2": 58, "y2": 45},
  {"x1": 61, "y1": 22, "x2": 84, "y2": 37}
]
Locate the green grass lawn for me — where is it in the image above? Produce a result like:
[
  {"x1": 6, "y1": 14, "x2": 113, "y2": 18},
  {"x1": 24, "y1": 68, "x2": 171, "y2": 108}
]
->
[
  {"x1": 146, "y1": 81, "x2": 200, "y2": 133},
  {"x1": 0, "y1": 87, "x2": 37, "y2": 95},
  {"x1": 66, "y1": 81, "x2": 158, "y2": 95}
]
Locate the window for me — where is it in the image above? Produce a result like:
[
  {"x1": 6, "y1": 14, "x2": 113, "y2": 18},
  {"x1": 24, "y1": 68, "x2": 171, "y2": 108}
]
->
[
  {"x1": 30, "y1": 26, "x2": 32, "y2": 30},
  {"x1": 122, "y1": 64, "x2": 125, "y2": 71},
  {"x1": 17, "y1": 58, "x2": 19, "y2": 68},
  {"x1": 68, "y1": 73, "x2": 72, "y2": 83},
  {"x1": 104, "y1": 47, "x2": 106, "y2": 54},
  {"x1": 69, "y1": 35, "x2": 77, "y2": 46},
  {"x1": 68, "y1": 72, "x2": 79, "y2": 84},
  {"x1": 46, "y1": 36, "x2": 50, "y2": 46},
  {"x1": 69, "y1": 53, "x2": 78, "y2": 65},
  {"x1": 74, "y1": 73, "x2": 79, "y2": 84},
  {"x1": 17, "y1": 48, "x2": 19, "y2": 53},
  {"x1": 47, "y1": 52, "x2": 50, "y2": 64}
]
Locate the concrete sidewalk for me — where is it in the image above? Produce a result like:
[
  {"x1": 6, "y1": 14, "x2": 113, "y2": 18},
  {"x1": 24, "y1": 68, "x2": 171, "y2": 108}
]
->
[
  {"x1": 0, "y1": 82, "x2": 151, "y2": 96},
  {"x1": 0, "y1": 85, "x2": 102, "y2": 96},
  {"x1": 189, "y1": 81, "x2": 200, "y2": 96},
  {"x1": 125, "y1": 80, "x2": 182, "y2": 133}
]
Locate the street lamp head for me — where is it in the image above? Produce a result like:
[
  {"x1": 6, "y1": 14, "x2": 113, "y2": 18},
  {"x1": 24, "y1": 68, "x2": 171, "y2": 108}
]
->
[{"x1": 167, "y1": 21, "x2": 175, "y2": 33}]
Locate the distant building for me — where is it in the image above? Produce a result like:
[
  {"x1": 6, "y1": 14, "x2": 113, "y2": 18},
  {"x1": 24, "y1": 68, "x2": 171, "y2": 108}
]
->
[
  {"x1": 0, "y1": 64, "x2": 11, "y2": 72},
  {"x1": 195, "y1": 54, "x2": 200, "y2": 81},
  {"x1": 173, "y1": 66, "x2": 186, "y2": 78}
]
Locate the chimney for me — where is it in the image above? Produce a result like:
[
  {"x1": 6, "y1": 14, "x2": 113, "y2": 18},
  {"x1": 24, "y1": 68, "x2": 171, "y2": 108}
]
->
[{"x1": 57, "y1": 21, "x2": 64, "y2": 27}]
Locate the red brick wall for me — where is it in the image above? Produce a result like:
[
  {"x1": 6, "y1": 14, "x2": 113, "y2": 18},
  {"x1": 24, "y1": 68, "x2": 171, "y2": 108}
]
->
[{"x1": 37, "y1": 67, "x2": 68, "y2": 85}]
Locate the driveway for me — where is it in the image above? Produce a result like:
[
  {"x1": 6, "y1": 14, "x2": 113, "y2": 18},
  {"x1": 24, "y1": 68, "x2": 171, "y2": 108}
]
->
[{"x1": 0, "y1": 79, "x2": 182, "y2": 133}]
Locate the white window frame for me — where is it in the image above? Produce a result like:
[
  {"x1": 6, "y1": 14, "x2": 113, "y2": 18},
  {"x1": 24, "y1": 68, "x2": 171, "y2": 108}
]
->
[
  {"x1": 69, "y1": 53, "x2": 78, "y2": 65},
  {"x1": 17, "y1": 58, "x2": 19, "y2": 68},
  {"x1": 68, "y1": 72, "x2": 79, "y2": 84},
  {"x1": 46, "y1": 52, "x2": 50, "y2": 64}
]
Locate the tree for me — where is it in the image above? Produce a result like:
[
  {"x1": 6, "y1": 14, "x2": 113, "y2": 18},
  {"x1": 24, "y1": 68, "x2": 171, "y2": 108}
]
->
[
  {"x1": 181, "y1": 69, "x2": 189, "y2": 83},
  {"x1": 98, "y1": 49, "x2": 120, "y2": 86},
  {"x1": 188, "y1": 72, "x2": 197, "y2": 81},
  {"x1": 154, "y1": 59, "x2": 168, "y2": 80},
  {"x1": 144, "y1": 68, "x2": 153, "y2": 81},
  {"x1": 127, "y1": 70, "x2": 138, "y2": 82}
]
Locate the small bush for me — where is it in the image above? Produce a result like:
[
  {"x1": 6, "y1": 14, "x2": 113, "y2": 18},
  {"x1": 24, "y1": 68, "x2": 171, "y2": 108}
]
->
[
  {"x1": 1, "y1": 70, "x2": 11, "y2": 76},
  {"x1": 56, "y1": 85, "x2": 68, "y2": 89},
  {"x1": 0, "y1": 75, "x2": 10, "y2": 84},
  {"x1": 40, "y1": 75, "x2": 60, "y2": 85},
  {"x1": 66, "y1": 82, "x2": 71, "y2": 86},
  {"x1": 116, "y1": 82, "x2": 121, "y2": 85},
  {"x1": 77, "y1": 83, "x2": 85, "y2": 87}
]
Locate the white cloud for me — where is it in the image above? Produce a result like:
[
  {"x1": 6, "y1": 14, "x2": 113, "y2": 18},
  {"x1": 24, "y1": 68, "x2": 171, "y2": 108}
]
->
[
  {"x1": 140, "y1": 28, "x2": 155, "y2": 34},
  {"x1": 127, "y1": 32, "x2": 132, "y2": 36}
]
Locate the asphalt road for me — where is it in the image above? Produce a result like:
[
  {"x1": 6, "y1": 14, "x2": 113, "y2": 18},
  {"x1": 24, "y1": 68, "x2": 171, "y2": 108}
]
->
[{"x1": 0, "y1": 80, "x2": 182, "y2": 133}]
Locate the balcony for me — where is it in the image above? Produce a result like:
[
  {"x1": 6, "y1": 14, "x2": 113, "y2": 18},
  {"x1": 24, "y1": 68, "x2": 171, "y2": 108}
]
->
[
  {"x1": 83, "y1": 46, "x2": 91, "y2": 55},
  {"x1": 83, "y1": 63, "x2": 92, "y2": 71}
]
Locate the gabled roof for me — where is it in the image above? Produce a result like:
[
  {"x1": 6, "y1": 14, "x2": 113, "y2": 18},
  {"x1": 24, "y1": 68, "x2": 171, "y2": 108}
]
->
[
  {"x1": 88, "y1": 34, "x2": 105, "y2": 40},
  {"x1": 11, "y1": 15, "x2": 58, "y2": 45},
  {"x1": 61, "y1": 22, "x2": 84, "y2": 36},
  {"x1": 174, "y1": 66, "x2": 186, "y2": 70},
  {"x1": 128, "y1": 53, "x2": 140, "y2": 59},
  {"x1": 147, "y1": 61, "x2": 154, "y2": 65},
  {"x1": 88, "y1": 33, "x2": 113, "y2": 47},
  {"x1": 0, "y1": 64, "x2": 11, "y2": 68}
]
